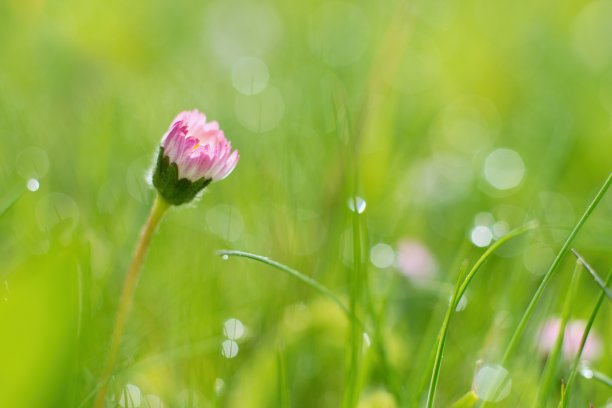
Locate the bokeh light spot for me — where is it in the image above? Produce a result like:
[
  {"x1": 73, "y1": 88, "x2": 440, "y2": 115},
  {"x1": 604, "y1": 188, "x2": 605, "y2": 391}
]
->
[
  {"x1": 231, "y1": 57, "x2": 269, "y2": 95},
  {"x1": 484, "y1": 148, "x2": 525, "y2": 190}
]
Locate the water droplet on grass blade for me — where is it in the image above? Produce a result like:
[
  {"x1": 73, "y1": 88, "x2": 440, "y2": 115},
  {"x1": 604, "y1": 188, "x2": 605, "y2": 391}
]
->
[
  {"x1": 347, "y1": 196, "x2": 366, "y2": 213},
  {"x1": 473, "y1": 364, "x2": 511, "y2": 402},
  {"x1": 455, "y1": 294, "x2": 468, "y2": 312},
  {"x1": 580, "y1": 365, "x2": 594, "y2": 379},
  {"x1": 221, "y1": 254, "x2": 229, "y2": 261}
]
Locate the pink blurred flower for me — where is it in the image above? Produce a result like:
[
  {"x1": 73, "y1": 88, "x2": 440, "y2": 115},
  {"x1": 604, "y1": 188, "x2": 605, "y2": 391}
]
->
[
  {"x1": 396, "y1": 239, "x2": 438, "y2": 282},
  {"x1": 161, "y1": 110, "x2": 239, "y2": 182},
  {"x1": 537, "y1": 318, "x2": 602, "y2": 362}
]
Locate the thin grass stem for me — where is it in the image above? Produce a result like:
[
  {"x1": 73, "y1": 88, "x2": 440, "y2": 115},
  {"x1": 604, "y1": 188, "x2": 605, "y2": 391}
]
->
[
  {"x1": 571, "y1": 248, "x2": 612, "y2": 301},
  {"x1": 216, "y1": 249, "x2": 367, "y2": 334},
  {"x1": 425, "y1": 221, "x2": 536, "y2": 407},
  {"x1": 535, "y1": 260, "x2": 582, "y2": 406},
  {"x1": 499, "y1": 172, "x2": 611, "y2": 366},
  {"x1": 560, "y1": 267, "x2": 612, "y2": 407}
]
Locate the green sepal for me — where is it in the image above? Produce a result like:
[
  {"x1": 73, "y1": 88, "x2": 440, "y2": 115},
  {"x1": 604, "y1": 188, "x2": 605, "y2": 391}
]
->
[{"x1": 152, "y1": 147, "x2": 212, "y2": 206}]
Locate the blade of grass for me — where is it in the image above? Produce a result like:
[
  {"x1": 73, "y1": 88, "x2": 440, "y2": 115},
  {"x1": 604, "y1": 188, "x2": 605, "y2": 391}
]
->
[
  {"x1": 361, "y1": 217, "x2": 404, "y2": 402},
  {"x1": 584, "y1": 369, "x2": 612, "y2": 388},
  {"x1": 216, "y1": 250, "x2": 366, "y2": 333},
  {"x1": 344, "y1": 196, "x2": 364, "y2": 408},
  {"x1": 425, "y1": 261, "x2": 467, "y2": 408},
  {"x1": 425, "y1": 221, "x2": 537, "y2": 407},
  {"x1": 560, "y1": 267, "x2": 612, "y2": 407},
  {"x1": 571, "y1": 249, "x2": 612, "y2": 302},
  {"x1": 450, "y1": 390, "x2": 479, "y2": 408},
  {"x1": 500, "y1": 172, "x2": 611, "y2": 365},
  {"x1": 535, "y1": 260, "x2": 582, "y2": 406}
]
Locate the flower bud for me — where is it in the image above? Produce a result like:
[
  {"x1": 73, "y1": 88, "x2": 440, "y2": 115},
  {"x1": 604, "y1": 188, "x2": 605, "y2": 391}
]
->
[{"x1": 152, "y1": 110, "x2": 239, "y2": 205}]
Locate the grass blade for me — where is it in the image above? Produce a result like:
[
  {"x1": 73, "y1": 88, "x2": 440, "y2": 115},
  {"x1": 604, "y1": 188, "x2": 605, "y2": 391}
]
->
[
  {"x1": 571, "y1": 249, "x2": 612, "y2": 302},
  {"x1": 500, "y1": 172, "x2": 612, "y2": 366},
  {"x1": 425, "y1": 261, "x2": 467, "y2": 408},
  {"x1": 216, "y1": 249, "x2": 365, "y2": 331},
  {"x1": 425, "y1": 221, "x2": 537, "y2": 407},
  {"x1": 560, "y1": 267, "x2": 612, "y2": 407},
  {"x1": 535, "y1": 260, "x2": 582, "y2": 406}
]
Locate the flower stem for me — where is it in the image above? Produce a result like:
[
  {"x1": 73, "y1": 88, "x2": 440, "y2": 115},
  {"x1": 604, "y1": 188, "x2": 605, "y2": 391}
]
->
[{"x1": 93, "y1": 194, "x2": 170, "y2": 408}]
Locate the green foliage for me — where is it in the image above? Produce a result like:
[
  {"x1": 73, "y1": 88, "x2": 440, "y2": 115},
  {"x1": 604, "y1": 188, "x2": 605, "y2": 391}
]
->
[{"x1": 1, "y1": 0, "x2": 611, "y2": 407}]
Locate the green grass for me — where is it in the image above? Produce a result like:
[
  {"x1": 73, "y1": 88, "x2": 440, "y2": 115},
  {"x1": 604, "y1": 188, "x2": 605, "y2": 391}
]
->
[{"x1": 1, "y1": 0, "x2": 612, "y2": 407}]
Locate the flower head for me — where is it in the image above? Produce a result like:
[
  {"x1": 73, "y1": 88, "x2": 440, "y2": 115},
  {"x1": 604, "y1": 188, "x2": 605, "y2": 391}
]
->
[{"x1": 152, "y1": 110, "x2": 239, "y2": 205}]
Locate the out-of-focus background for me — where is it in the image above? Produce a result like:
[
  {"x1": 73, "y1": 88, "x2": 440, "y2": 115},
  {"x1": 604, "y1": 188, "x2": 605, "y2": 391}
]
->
[{"x1": 0, "y1": 0, "x2": 611, "y2": 406}]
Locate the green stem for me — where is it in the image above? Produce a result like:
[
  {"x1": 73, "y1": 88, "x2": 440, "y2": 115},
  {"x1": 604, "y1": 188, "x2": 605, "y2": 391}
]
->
[
  {"x1": 425, "y1": 221, "x2": 537, "y2": 408},
  {"x1": 93, "y1": 194, "x2": 170, "y2": 408},
  {"x1": 560, "y1": 268, "x2": 612, "y2": 407},
  {"x1": 535, "y1": 260, "x2": 581, "y2": 407},
  {"x1": 425, "y1": 262, "x2": 467, "y2": 408},
  {"x1": 571, "y1": 249, "x2": 612, "y2": 301},
  {"x1": 500, "y1": 172, "x2": 611, "y2": 366}
]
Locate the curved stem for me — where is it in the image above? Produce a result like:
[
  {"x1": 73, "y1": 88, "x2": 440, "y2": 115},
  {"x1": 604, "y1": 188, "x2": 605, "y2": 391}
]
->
[
  {"x1": 500, "y1": 172, "x2": 611, "y2": 366},
  {"x1": 425, "y1": 221, "x2": 537, "y2": 408},
  {"x1": 93, "y1": 194, "x2": 170, "y2": 408}
]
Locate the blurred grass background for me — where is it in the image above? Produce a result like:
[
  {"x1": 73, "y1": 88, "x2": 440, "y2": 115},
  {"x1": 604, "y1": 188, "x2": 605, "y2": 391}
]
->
[{"x1": 0, "y1": 0, "x2": 611, "y2": 406}]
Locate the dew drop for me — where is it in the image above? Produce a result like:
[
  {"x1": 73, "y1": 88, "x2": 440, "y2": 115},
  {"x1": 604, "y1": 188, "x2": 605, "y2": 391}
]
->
[
  {"x1": 221, "y1": 339, "x2": 239, "y2": 359},
  {"x1": 580, "y1": 365, "x2": 594, "y2": 379},
  {"x1": 347, "y1": 196, "x2": 366, "y2": 214},
  {"x1": 223, "y1": 318, "x2": 245, "y2": 340},
  {"x1": 221, "y1": 254, "x2": 229, "y2": 261},
  {"x1": 455, "y1": 294, "x2": 468, "y2": 312},
  {"x1": 26, "y1": 178, "x2": 40, "y2": 192}
]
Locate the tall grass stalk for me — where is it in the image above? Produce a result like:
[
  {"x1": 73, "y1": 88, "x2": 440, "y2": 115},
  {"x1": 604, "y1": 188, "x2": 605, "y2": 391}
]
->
[
  {"x1": 499, "y1": 172, "x2": 611, "y2": 366},
  {"x1": 535, "y1": 260, "x2": 581, "y2": 407},
  {"x1": 560, "y1": 266, "x2": 612, "y2": 407},
  {"x1": 344, "y1": 196, "x2": 364, "y2": 408},
  {"x1": 216, "y1": 250, "x2": 364, "y2": 331},
  {"x1": 425, "y1": 221, "x2": 537, "y2": 407}
]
